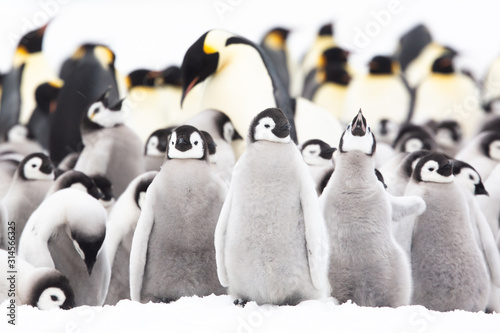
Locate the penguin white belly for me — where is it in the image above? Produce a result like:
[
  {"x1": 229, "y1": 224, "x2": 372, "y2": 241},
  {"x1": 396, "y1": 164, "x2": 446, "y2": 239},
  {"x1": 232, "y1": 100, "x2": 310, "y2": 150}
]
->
[
  {"x1": 413, "y1": 75, "x2": 483, "y2": 138},
  {"x1": 312, "y1": 83, "x2": 347, "y2": 120},
  {"x1": 405, "y1": 43, "x2": 446, "y2": 88},
  {"x1": 483, "y1": 57, "x2": 500, "y2": 103},
  {"x1": 342, "y1": 76, "x2": 410, "y2": 125}
]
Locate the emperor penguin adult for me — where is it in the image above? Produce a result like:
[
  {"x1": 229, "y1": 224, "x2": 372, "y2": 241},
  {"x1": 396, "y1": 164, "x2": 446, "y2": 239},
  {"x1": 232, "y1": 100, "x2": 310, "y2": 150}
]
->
[
  {"x1": 406, "y1": 153, "x2": 489, "y2": 311},
  {"x1": 50, "y1": 43, "x2": 120, "y2": 164},
  {"x1": 310, "y1": 65, "x2": 351, "y2": 120},
  {"x1": 180, "y1": 29, "x2": 297, "y2": 150},
  {"x1": 2, "y1": 152, "x2": 54, "y2": 249},
  {"x1": 260, "y1": 27, "x2": 293, "y2": 92},
  {"x1": 320, "y1": 110, "x2": 424, "y2": 307},
  {"x1": 215, "y1": 108, "x2": 330, "y2": 306},
  {"x1": 74, "y1": 90, "x2": 145, "y2": 197},
  {"x1": 186, "y1": 109, "x2": 242, "y2": 182},
  {"x1": 144, "y1": 127, "x2": 174, "y2": 172},
  {"x1": 300, "y1": 139, "x2": 336, "y2": 195},
  {"x1": 452, "y1": 159, "x2": 500, "y2": 312},
  {"x1": 130, "y1": 125, "x2": 227, "y2": 303},
  {"x1": 342, "y1": 56, "x2": 411, "y2": 125},
  {"x1": 412, "y1": 52, "x2": 483, "y2": 138},
  {"x1": 104, "y1": 171, "x2": 157, "y2": 305},
  {"x1": 455, "y1": 130, "x2": 500, "y2": 180},
  {"x1": 18, "y1": 188, "x2": 111, "y2": 306},
  {"x1": 0, "y1": 249, "x2": 75, "y2": 310}
]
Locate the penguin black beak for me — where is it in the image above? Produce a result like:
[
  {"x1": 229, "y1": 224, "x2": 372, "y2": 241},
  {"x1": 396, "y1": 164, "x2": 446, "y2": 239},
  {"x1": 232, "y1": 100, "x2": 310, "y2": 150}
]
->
[
  {"x1": 61, "y1": 299, "x2": 76, "y2": 310},
  {"x1": 175, "y1": 136, "x2": 191, "y2": 152},
  {"x1": 438, "y1": 162, "x2": 453, "y2": 177},
  {"x1": 351, "y1": 110, "x2": 367, "y2": 137},
  {"x1": 475, "y1": 182, "x2": 489, "y2": 196},
  {"x1": 40, "y1": 162, "x2": 54, "y2": 175},
  {"x1": 89, "y1": 186, "x2": 104, "y2": 200},
  {"x1": 84, "y1": 257, "x2": 96, "y2": 276},
  {"x1": 272, "y1": 122, "x2": 291, "y2": 139},
  {"x1": 232, "y1": 129, "x2": 243, "y2": 141},
  {"x1": 324, "y1": 147, "x2": 337, "y2": 159}
]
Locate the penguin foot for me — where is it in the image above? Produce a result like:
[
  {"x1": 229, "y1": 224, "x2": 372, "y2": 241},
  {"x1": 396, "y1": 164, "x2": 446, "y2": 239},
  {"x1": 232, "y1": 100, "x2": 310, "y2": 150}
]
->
[
  {"x1": 154, "y1": 297, "x2": 175, "y2": 304},
  {"x1": 233, "y1": 298, "x2": 248, "y2": 307}
]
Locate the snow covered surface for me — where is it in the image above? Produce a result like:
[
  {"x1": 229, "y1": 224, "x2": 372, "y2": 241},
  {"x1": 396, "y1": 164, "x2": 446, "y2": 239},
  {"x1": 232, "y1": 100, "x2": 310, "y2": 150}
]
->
[{"x1": 2, "y1": 295, "x2": 500, "y2": 333}]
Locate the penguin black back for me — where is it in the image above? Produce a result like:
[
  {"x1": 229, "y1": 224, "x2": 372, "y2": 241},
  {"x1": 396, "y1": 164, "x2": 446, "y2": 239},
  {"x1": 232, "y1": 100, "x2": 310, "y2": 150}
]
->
[{"x1": 397, "y1": 24, "x2": 432, "y2": 71}]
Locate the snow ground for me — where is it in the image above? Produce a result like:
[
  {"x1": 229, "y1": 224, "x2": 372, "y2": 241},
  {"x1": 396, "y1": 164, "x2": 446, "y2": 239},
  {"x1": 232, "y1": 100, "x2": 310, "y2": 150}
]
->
[{"x1": 2, "y1": 295, "x2": 500, "y2": 333}]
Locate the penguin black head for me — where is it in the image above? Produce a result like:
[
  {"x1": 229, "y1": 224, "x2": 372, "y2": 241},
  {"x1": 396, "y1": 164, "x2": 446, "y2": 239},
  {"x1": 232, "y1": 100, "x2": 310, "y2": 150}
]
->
[
  {"x1": 35, "y1": 82, "x2": 61, "y2": 113},
  {"x1": 213, "y1": 110, "x2": 242, "y2": 142},
  {"x1": 28, "y1": 270, "x2": 76, "y2": 310},
  {"x1": 301, "y1": 139, "x2": 336, "y2": 166},
  {"x1": 84, "y1": 89, "x2": 125, "y2": 129},
  {"x1": 249, "y1": 108, "x2": 291, "y2": 144},
  {"x1": 369, "y1": 56, "x2": 397, "y2": 75},
  {"x1": 452, "y1": 159, "x2": 488, "y2": 196},
  {"x1": 145, "y1": 127, "x2": 175, "y2": 156},
  {"x1": 167, "y1": 125, "x2": 208, "y2": 161},
  {"x1": 19, "y1": 152, "x2": 54, "y2": 181},
  {"x1": 400, "y1": 150, "x2": 432, "y2": 179},
  {"x1": 201, "y1": 130, "x2": 217, "y2": 163},
  {"x1": 318, "y1": 23, "x2": 334, "y2": 36},
  {"x1": 159, "y1": 66, "x2": 182, "y2": 87},
  {"x1": 323, "y1": 65, "x2": 351, "y2": 86},
  {"x1": 262, "y1": 27, "x2": 290, "y2": 50},
  {"x1": 126, "y1": 69, "x2": 158, "y2": 88},
  {"x1": 180, "y1": 31, "x2": 220, "y2": 105},
  {"x1": 134, "y1": 176, "x2": 155, "y2": 209},
  {"x1": 480, "y1": 131, "x2": 500, "y2": 161},
  {"x1": 321, "y1": 47, "x2": 349, "y2": 67},
  {"x1": 91, "y1": 175, "x2": 114, "y2": 202},
  {"x1": 71, "y1": 232, "x2": 105, "y2": 276},
  {"x1": 432, "y1": 54, "x2": 456, "y2": 74},
  {"x1": 393, "y1": 124, "x2": 436, "y2": 153},
  {"x1": 375, "y1": 168, "x2": 388, "y2": 189},
  {"x1": 413, "y1": 152, "x2": 453, "y2": 183},
  {"x1": 73, "y1": 44, "x2": 116, "y2": 67},
  {"x1": 54, "y1": 170, "x2": 103, "y2": 200},
  {"x1": 339, "y1": 110, "x2": 376, "y2": 156},
  {"x1": 434, "y1": 120, "x2": 462, "y2": 147},
  {"x1": 18, "y1": 24, "x2": 46, "y2": 54},
  {"x1": 478, "y1": 115, "x2": 500, "y2": 133}
]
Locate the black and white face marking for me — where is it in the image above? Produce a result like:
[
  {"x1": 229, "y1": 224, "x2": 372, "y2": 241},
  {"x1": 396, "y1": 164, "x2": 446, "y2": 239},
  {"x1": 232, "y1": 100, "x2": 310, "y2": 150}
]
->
[
  {"x1": 413, "y1": 153, "x2": 453, "y2": 183},
  {"x1": 145, "y1": 128, "x2": 172, "y2": 156},
  {"x1": 134, "y1": 177, "x2": 155, "y2": 209},
  {"x1": 30, "y1": 271, "x2": 75, "y2": 310},
  {"x1": 488, "y1": 140, "x2": 500, "y2": 161},
  {"x1": 249, "y1": 108, "x2": 291, "y2": 144},
  {"x1": 452, "y1": 160, "x2": 488, "y2": 196},
  {"x1": 401, "y1": 150, "x2": 431, "y2": 179},
  {"x1": 167, "y1": 125, "x2": 207, "y2": 160},
  {"x1": 223, "y1": 121, "x2": 242, "y2": 143},
  {"x1": 201, "y1": 130, "x2": 217, "y2": 164},
  {"x1": 339, "y1": 110, "x2": 376, "y2": 155},
  {"x1": 86, "y1": 90, "x2": 125, "y2": 128},
  {"x1": 20, "y1": 153, "x2": 54, "y2": 181},
  {"x1": 435, "y1": 120, "x2": 461, "y2": 147},
  {"x1": 71, "y1": 233, "x2": 105, "y2": 276},
  {"x1": 37, "y1": 288, "x2": 68, "y2": 310},
  {"x1": 301, "y1": 139, "x2": 336, "y2": 166}
]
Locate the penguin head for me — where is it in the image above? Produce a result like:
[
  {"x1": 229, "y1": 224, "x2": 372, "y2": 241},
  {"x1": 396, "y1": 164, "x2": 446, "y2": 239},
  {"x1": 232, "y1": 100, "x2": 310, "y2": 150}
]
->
[
  {"x1": 145, "y1": 127, "x2": 174, "y2": 157},
  {"x1": 180, "y1": 30, "x2": 222, "y2": 105},
  {"x1": 434, "y1": 120, "x2": 462, "y2": 148},
  {"x1": 4, "y1": 124, "x2": 34, "y2": 143},
  {"x1": 369, "y1": 56, "x2": 399, "y2": 75},
  {"x1": 393, "y1": 124, "x2": 436, "y2": 153},
  {"x1": 126, "y1": 69, "x2": 158, "y2": 89},
  {"x1": 452, "y1": 159, "x2": 488, "y2": 196},
  {"x1": 400, "y1": 150, "x2": 432, "y2": 179},
  {"x1": 71, "y1": 44, "x2": 116, "y2": 70},
  {"x1": 158, "y1": 66, "x2": 182, "y2": 87},
  {"x1": 70, "y1": 232, "x2": 105, "y2": 276},
  {"x1": 249, "y1": 108, "x2": 291, "y2": 144},
  {"x1": 339, "y1": 110, "x2": 376, "y2": 155},
  {"x1": 320, "y1": 65, "x2": 351, "y2": 86},
  {"x1": 321, "y1": 47, "x2": 350, "y2": 67},
  {"x1": 29, "y1": 270, "x2": 75, "y2": 310},
  {"x1": 431, "y1": 53, "x2": 456, "y2": 74},
  {"x1": 318, "y1": 22, "x2": 334, "y2": 36},
  {"x1": 201, "y1": 130, "x2": 217, "y2": 164},
  {"x1": 212, "y1": 110, "x2": 243, "y2": 143},
  {"x1": 86, "y1": 89, "x2": 125, "y2": 128},
  {"x1": 54, "y1": 170, "x2": 103, "y2": 200},
  {"x1": 262, "y1": 27, "x2": 290, "y2": 50},
  {"x1": 18, "y1": 24, "x2": 46, "y2": 54},
  {"x1": 300, "y1": 139, "x2": 336, "y2": 166},
  {"x1": 375, "y1": 118, "x2": 399, "y2": 144},
  {"x1": 19, "y1": 153, "x2": 54, "y2": 181},
  {"x1": 480, "y1": 132, "x2": 500, "y2": 161},
  {"x1": 35, "y1": 81, "x2": 61, "y2": 112},
  {"x1": 134, "y1": 175, "x2": 156, "y2": 210},
  {"x1": 91, "y1": 175, "x2": 114, "y2": 207},
  {"x1": 167, "y1": 125, "x2": 208, "y2": 161},
  {"x1": 413, "y1": 152, "x2": 454, "y2": 183}
]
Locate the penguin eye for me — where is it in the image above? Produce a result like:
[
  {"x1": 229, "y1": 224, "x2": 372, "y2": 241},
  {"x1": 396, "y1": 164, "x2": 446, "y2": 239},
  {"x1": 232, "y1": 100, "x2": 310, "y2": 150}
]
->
[
  {"x1": 469, "y1": 175, "x2": 474, "y2": 180},
  {"x1": 194, "y1": 141, "x2": 198, "y2": 145},
  {"x1": 51, "y1": 295, "x2": 58, "y2": 301},
  {"x1": 31, "y1": 164, "x2": 37, "y2": 168},
  {"x1": 428, "y1": 168, "x2": 435, "y2": 172},
  {"x1": 171, "y1": 141, "x2": 174, "y2": 145},
  {"x1": 264, "y1": 124, "x2": 270, "y2": 129}
]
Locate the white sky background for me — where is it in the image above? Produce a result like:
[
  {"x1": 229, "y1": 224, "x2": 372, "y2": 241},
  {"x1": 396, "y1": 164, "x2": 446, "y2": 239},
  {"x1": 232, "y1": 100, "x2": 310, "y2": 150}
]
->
[{"x1": 0, "y1": 0, "x2": 499, "y2": 79}]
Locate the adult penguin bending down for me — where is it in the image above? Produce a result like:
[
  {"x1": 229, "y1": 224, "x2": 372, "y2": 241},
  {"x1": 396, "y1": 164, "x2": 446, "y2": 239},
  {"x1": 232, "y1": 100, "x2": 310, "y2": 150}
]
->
[{"x1": 215, "y1": 108, "x2": 330, "y2": 306}]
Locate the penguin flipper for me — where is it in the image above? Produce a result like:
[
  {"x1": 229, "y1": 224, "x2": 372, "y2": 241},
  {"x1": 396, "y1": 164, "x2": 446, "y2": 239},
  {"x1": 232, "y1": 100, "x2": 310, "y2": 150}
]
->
[
  {"x1": 214, "y1": 186, "x2": 232, "y2": 287},
  {"x1": 388, "y1": 193, "x2": 426, "y2": 222},
  {"x1": 300, "y1": 163, "x2": 330, "y2": 291},
  {"x1": 129, "y1": 187, "x2": 156, "y2": 302},
  {"x1": 472, "y1": 199, "x2": 500, "y2": 287}
]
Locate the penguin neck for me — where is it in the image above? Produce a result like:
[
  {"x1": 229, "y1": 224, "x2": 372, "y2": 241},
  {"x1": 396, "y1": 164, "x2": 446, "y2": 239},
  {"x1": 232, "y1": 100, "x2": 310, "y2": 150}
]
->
[{"x1": 335, "y1": 151, "x2": 376, "y2": 188}]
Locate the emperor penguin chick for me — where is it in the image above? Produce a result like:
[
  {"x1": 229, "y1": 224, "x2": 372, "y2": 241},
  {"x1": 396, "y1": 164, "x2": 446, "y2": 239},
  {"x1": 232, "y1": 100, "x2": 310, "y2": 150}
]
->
[
  {"x1": 130, "y1": 125, "x2": 227, "y2": 303},
  {"x1": 300, "y1": 139, "x2": 336, "y2": 195},
  {"x1": 408, "y1": 153, "x2": 489, "y2": 312},
  {"x1": 320, "y1": 110, "x2": 423, "y2": 307},
  {"x1": 215, "y1": 108, "x2": 330, "y2": 306}
]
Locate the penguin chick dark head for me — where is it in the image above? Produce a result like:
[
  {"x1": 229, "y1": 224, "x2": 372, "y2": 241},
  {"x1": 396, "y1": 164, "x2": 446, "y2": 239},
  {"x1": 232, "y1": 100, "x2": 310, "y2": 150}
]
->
[
  {"x1": 29, "y1": 269, "x2": 76, "y2": 310},
  {"x1": 145, "y1": 127, "x2": 175, "y2": 157},
  {"x1": 301, "y1": 139, "x2": 336, "y2": 166},
  {"x1": 339, "y1": 110, "x2": 376, "y2": 155},
  {"x1": 212, "y1": 110, "x2": 242, "y2": 143},
  {"x1": 19, "y1": 152, "x2": 54, "y2": 181},
  {"x1": 200, "y1": 130, "x2": 217, "y2": 163},
  {"x1": 134, "y1": 174, "x2": 156, "y2": 210},
  {"x1": 167, "y1": 125, "x2": 208, "y2": 161},
  {"x1": 180, "y1": 31, "x2": 220, "y2": 105},
  {"x1": 53, "y1": 170, "x2": 103, "y2": 200},
  {"x1": 434, "y1": 120, "x2": 462, "y2": 147},
  {"x1": 400, "y1": 150, "x2": 432, "y2": 179},
  {"x1": 71, "y1": 232, "x2": 105, "y2": 276},
  {"x1": 480, "y1": 131, "x2": 500, "y2": 161},
  {"x1": 413, "y1": 152, "x2": 453, "y2": 183},
  {"x1": 91, "y1": 175, "x2": 114, "y2": 202},
  {"x1": 452, "y1": 159, "x2": 488, "y2": 196},
  {"x1": 249, "y1": 108, "x2": 291, "y2": 144},
  {"x1": 85, "y1": 89, "x2": 125, "y2": 129}
]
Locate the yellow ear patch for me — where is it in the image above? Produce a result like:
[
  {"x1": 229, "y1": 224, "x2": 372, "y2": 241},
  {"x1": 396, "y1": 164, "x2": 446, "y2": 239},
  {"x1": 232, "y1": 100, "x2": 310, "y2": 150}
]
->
[
  {"x1": 94, "y1": 46, "x2": 115, "y2": 66},
  {"x1": 48, "y1": 79, "x2": 64, "y2": 88},
  {"x1": 13, "y1": 46, "x2": 28, "y2": 67},
  {"x1": 265, "y1": 32, "x2": 284, "y2": 50},
  {"x1": 317, "y1": 55, "x2": 326, "y2": 68},
  {"x1": 72, "y1": 46, "x2": 86, "y2": 60},
  {"x1": 203, "y1": 44, "x2": 217, "y2": 54}
]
